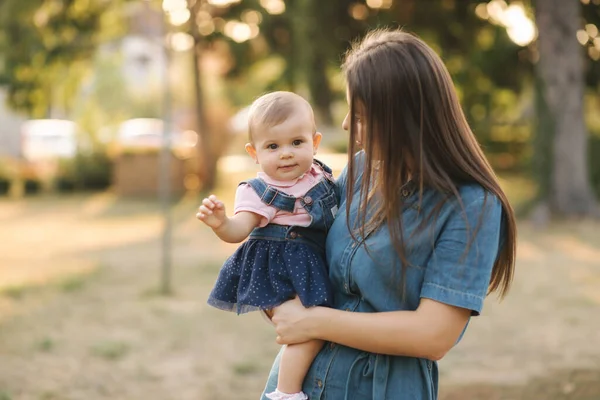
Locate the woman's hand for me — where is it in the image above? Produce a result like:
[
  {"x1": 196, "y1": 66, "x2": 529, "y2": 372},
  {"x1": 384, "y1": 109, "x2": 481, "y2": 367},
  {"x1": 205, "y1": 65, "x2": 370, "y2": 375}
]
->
[{"x1": 271, "y1": 297, "x2": 319, "y2": 345}]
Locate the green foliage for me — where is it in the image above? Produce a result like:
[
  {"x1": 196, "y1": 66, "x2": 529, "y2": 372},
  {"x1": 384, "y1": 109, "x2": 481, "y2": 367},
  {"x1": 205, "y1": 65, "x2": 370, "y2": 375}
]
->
[
  {"x1": 0, "y1": 0, "x2": 597, "y2": 197},
  {"x1": 0, "y1": 0, "x2": 128, "y2": 116},
  {"x1": 58, "y1": 274, "x2": 88, "y2": 292},
  {"x1": 23, "y1": 179, "x2": 42, "y2": 195},
  {"x1": 0, "y1": 164, "x2": 11, "y2": 196},
  {"x1": 232, "y1": 360, "x2": 260, "y2": 376},
  {"x1": 0, "y1": 180, "x2": 10, "y2": 196},
  {"x1": 74, "y1": 54, "x2": 131, "y2": 139},
  {"x1": 54, "y1": 151, "x2": 113, "y2": 192},
  {"x1": 91, "y1": 340, "x2": 130, "y2": 361},
  {"x1": 196, "y1": 0, "x2": 537, "y2": 136},
  {"x1": 35, "y1": 337, "x2": 56, "y2": 352},
  {"x1": 2, "y1": 285, "x2": 28, "y2": 300}
]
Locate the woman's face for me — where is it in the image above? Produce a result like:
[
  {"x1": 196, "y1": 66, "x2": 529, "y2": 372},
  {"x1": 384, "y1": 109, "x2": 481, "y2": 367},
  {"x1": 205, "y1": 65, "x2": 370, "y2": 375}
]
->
[{"x1": 342, "y1": 87, "x2": 365, "y2": 148}]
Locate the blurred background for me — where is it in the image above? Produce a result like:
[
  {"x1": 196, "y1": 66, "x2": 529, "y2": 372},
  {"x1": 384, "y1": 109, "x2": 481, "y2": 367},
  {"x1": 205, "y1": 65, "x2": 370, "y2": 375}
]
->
[{"x1": 0, "y1": 0, "x2": 599, "y2": 399}]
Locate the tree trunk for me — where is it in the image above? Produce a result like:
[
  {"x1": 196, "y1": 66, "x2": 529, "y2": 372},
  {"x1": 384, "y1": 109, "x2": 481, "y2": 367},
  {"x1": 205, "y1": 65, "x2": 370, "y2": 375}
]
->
[
  {"x1": 189, "y1": 0, "x2": 216, "y2": 191},
  {"x1": 535, "y1": 0, "x2": 598, "y2": 216},
  {"x1": 532, "y1": 71, "x2": 553, "y2": 202}
]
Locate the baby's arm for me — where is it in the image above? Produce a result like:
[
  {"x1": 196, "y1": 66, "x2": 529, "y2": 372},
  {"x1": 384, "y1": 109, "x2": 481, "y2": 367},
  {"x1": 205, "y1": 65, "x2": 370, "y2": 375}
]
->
[{"x1": 197, "y1": 194, "x2": 261, "y2": 243}]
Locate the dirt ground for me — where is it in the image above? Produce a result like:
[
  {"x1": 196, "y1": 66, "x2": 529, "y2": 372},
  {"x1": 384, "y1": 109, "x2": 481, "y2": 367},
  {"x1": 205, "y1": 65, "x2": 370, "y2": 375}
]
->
[{"x1": 0, "y1": 187, "x2": 599, "y2": 399}]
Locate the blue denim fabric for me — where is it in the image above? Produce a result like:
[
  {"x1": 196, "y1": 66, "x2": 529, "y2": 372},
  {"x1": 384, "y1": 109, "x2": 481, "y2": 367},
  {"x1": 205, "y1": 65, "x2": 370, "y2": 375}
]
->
[
  {"x1": 260, "y1": 153, "x2": 503, "y2": 399},
  {"x1": 207, "y1": 160, "x2": 337, "y2": 313},
  {"x1": 245, "y1": 159, "x2": 338, "y2": 237},
  {"x1": 248, "y1": 225, "x2": 328, "y2": 259}
]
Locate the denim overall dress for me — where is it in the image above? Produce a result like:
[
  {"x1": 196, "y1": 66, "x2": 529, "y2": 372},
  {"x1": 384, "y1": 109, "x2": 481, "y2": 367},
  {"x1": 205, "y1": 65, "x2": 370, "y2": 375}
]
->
[{"x1": 207, "y1": 160, "x2": 337, "y2": 314}]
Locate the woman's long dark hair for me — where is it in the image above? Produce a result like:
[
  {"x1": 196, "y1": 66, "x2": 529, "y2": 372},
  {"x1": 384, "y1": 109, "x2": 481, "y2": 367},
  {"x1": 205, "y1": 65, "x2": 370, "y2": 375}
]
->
[{"x1": 343, "y1": 29, "x2": 516, "y2": 298}]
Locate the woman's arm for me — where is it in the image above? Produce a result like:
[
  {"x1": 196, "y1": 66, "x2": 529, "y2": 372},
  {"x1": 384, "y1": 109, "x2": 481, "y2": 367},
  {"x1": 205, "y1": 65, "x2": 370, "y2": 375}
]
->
[
  {"x1": 272, "y1": 297, "x2": 470, "y2": 361},
  {"x1": 197, "y1": 195, "x2": 261, "y2": 243},
  {"x1": 274, "y1": 192, "x2": 503, "y2": 360}
]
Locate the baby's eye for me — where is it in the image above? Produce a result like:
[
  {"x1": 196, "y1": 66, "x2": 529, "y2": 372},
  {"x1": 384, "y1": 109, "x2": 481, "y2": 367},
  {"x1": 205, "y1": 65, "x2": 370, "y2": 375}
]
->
[
  {"x1": 267, "y1": 143, "x2": 278, "y2": 150},
  {"x1": 292, "y1": 140, "x2": 303, "y2": 146}
]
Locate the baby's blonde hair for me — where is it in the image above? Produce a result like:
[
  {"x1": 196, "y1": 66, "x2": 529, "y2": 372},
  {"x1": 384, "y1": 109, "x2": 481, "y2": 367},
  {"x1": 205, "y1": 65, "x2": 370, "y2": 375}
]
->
[{"x1": 247, "y1": 91, "x2": 316, "y2": 142}]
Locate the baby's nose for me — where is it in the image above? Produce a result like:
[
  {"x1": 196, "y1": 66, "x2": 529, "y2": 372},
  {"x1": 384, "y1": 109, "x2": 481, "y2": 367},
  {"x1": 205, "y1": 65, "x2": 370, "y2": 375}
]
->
[{"x1": 280, "y1": 149, "x2": 293, "y2": 158}]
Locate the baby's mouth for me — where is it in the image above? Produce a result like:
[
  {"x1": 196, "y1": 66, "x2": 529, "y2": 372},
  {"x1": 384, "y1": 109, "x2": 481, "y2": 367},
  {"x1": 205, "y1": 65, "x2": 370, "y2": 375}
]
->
[{"x1": 278, "y1": 164, "x2": 297, "y2": 170}]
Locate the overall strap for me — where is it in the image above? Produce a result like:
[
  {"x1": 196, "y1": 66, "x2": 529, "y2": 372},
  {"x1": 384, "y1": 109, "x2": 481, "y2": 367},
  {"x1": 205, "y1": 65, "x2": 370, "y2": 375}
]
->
[
  {"x1": 313, "y1": 158, "x2": 332, "y2": 175},
  {"x1": 240, "y1": 178, "x2": 296, "y2": 213}
]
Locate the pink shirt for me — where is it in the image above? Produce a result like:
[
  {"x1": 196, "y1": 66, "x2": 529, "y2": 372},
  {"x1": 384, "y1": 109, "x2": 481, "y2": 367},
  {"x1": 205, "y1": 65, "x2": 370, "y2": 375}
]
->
[{"x1": 234, "y1": 163, "x2": 327, "y2": 227}]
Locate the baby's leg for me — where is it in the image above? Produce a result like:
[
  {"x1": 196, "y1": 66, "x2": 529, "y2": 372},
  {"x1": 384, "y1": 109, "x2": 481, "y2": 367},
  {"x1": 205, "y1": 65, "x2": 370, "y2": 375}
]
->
[{"x1": 277, "y1": 339, "x2": 324, "y2": 395}]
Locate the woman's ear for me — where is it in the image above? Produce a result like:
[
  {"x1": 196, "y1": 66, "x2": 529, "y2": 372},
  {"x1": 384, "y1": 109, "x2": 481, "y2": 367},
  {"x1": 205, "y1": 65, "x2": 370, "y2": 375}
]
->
[
  {"x1": 245, "y1": 143, "x2": 259, "y2": 164},
  {"x1": 313, "y1": 132, "x2": 322, "y2": 155}
]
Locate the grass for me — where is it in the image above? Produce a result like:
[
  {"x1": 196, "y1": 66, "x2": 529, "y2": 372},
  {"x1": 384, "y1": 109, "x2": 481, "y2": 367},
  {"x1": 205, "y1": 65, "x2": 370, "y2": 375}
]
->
[
  {"x1": 0, "y1": 270, "x2": 98, "y2": 300},
  {"x1": 232, "y1": 360, "x2": 261, "y2": 376},
  {"x1": 0, "y1": 173, "x2": 598, "y2": 399},
  {"x1": 91, "y1": 340, "x2": 131, "y2": 361},
  {"x1": 57, "y1": 274, "x2": 90, "y2": 293},
  {"x1": 1, "y1": 285, "x2": 29, "y2": 300},
  {"x1": 35, "y1": 337, "x2": 55, "y2": 352},
  {"x1": 139, "y1": 285, "x2": 176, "y2": 298},
  {"x1": 39, "y1": 392, "x2": 60, "y2": 400}
]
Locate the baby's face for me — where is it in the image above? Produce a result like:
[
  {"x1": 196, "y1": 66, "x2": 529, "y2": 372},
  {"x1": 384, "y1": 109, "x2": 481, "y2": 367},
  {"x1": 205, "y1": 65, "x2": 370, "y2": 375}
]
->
[{"x1": 246, "y1": 112, "x2": 321, "y2": 182}]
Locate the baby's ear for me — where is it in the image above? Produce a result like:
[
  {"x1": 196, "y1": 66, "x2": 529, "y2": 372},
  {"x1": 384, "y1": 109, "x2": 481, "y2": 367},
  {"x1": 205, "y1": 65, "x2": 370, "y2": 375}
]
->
[
  {"x1": 313, "y1": 132, "x2": 323, "y2": 154},
  {"x1": 245, "y1": 143, "x2": 258, "y2": 163}
]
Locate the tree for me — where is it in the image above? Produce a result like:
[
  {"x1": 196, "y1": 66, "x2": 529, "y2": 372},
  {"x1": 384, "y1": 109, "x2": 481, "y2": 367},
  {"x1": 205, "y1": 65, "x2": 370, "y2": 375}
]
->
[
  {"x1": 535, "y1": 0, "x2": 598, "y2": 216},
  {"x1": 0, "y1": 0, "x2": 118, "y2": 117},
  {"x1": 188, "y1": 0, "x2": 215, "y2": 190}
]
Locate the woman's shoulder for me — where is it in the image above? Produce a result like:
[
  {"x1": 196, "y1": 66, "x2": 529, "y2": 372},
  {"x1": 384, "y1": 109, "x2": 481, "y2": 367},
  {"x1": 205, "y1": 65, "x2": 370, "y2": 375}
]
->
[
  {"x1": 421, "y1": 182, "x2": 501, "y2": 215},
  {"x1": 456, "y1": 183, "x2": 499, "y2": 204},
  {"x1": 440, "y1": 182, "x2": 502, "y2": 217}
]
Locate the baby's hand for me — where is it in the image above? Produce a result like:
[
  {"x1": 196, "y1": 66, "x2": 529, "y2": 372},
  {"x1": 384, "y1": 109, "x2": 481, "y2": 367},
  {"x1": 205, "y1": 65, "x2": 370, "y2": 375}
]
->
[{"x1": 196, "y1": 195, "x2": 227, "y2": 229}]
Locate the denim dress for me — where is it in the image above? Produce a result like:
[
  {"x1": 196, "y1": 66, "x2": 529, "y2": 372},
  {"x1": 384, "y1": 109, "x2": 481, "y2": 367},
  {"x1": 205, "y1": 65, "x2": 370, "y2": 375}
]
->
[
  {"x1": 208, "y1": 160, "x2": 337, "y2": 314},
  {"x1": 260, "y1": 154, "x2": 503, "y2": 399}
]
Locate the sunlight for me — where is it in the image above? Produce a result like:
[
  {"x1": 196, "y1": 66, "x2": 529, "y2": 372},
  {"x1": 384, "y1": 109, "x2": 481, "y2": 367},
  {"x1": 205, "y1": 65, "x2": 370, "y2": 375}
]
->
[
  {"x1": 224, "y1": 21, "x2": 259, "y2": 43},
  {"x1": 196, "y1": 11, "x2": 216, "y2": 36},
  {"x1": 242, "y1": 10, "x2": 263, "y2": 24},
  {"x1": 366, "y1": 0, "x2": 393, "y2": 9},
  {"x1": 169, "y1": 32, "x2": 194, "y2": 52},
  {"x1": 585, "y1": 23, "x2": 599, "y2": 38},
  {"x1": 350, "y1": 3, "x2": 369, "y2": 20},
  {"x1": 480, "y1": 1, "x2": 537, "y2": 46},
  {"x1": 168, "y1": 8, "x2": 190, "y2": 26},
  {"x1": 207, "y1": 0, "x2": 241, "y2": 6},
  {"x1": 260, "y1": 0, "x2": 285, "y2": 15},
  {"x1": 577, "y1": 30, "x2": 590, "y2": 45},
  {"x1": 162, "y1": 0, "x2": 187, "y2": 13},
  {"x1": 475, "y1": 3, "x2": 489, "y2": 20}
]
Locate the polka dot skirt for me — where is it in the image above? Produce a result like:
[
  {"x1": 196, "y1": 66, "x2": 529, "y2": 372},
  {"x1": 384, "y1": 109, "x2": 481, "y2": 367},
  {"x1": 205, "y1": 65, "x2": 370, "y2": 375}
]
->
[{"x1": 207, "y1": 239, "x2": 333, "y2": 314}]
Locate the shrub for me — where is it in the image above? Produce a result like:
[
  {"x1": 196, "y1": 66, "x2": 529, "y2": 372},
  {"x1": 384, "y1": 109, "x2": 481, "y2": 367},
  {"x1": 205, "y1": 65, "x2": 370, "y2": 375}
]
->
[
  {"x1": 54, "y1": 151, "x2": 113, "y2": 192},
  {"x1": 20, "y1": 164, "x2": 41, "y2": 196},
  {"x1": 0, "y1": 177, "x2": 10, "y2": 196},
  {"x1": 0, "y1": 162, "x2": 12, "y2": 196},
  {"x1": 23, "y1": 179, "x2": 41, "y2": 195}
]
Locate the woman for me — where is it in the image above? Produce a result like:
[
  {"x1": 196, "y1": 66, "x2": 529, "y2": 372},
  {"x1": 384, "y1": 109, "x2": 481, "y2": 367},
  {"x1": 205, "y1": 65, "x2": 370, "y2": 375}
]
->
[{"x1": 260, "y1": 29, "x2": 517, "y2": 400}]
